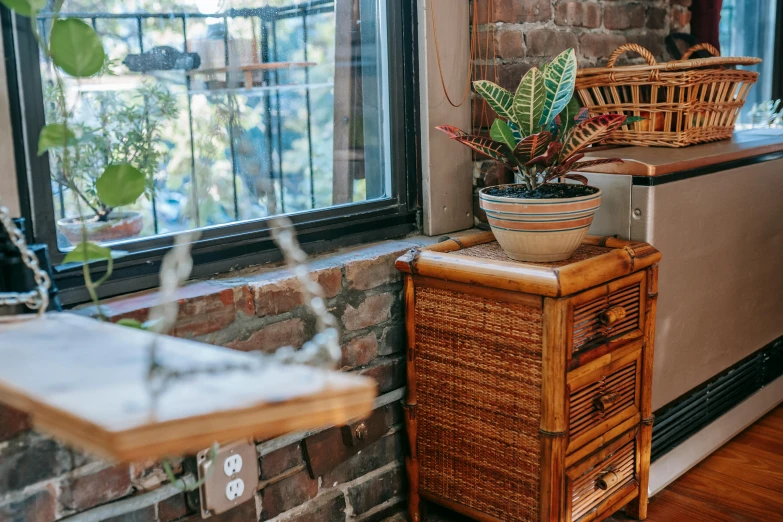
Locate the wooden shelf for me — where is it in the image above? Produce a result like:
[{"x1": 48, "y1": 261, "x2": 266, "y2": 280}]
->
[{"x1": 0, "y1": 313, "x2": 376, "y2": 462}]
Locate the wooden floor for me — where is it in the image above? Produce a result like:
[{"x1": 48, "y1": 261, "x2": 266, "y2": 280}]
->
[{"x1": 420, "y1": 404, "x2": 783, "y2": 522}]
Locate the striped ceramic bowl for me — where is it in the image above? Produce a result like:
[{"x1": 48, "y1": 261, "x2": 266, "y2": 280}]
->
[{"x1": 479, "y1": 183, "x2": 602, "y2": 262}]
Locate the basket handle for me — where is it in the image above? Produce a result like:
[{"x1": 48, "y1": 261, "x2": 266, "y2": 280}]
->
[
  {"x1": 606, "y1": 44, "x2": 657, "y2": 68},
  {"x1": 681, "y1": 43, "x2": 720, "y2": 60}
]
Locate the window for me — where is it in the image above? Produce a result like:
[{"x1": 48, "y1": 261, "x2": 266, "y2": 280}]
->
[
  {"x1": 719, "y1": 0, "x2": 781, "y2": 123},
  {"x1": 3, "y1": 0, "x2": 419, "y2": 303}
]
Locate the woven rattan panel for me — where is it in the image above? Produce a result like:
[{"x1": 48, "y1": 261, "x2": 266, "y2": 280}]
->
[
  {"x1": 456, "y1": 241, "x2": 612, "y2": 268},
  {"x1": 414, "y1": 285, "x2": 543, "y2": 521}
]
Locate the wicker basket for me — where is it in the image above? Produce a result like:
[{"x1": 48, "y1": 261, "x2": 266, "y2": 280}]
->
[{"x1": 574, "y1": 43, "x2": 761, "y2": 147}]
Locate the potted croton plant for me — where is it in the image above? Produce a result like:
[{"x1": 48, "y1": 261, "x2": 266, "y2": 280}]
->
[{"x1": 439, "y1": 48, "x2": 637, "y2": 262}]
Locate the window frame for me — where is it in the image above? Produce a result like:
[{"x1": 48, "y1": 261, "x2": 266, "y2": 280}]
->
[{"x1": 1, "y1": 0, "x2": 420, "y2": 305}]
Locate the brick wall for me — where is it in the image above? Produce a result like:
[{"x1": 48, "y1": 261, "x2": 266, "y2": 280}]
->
[
  {"x1": 471, "y1": 0, "x2": 691, "y2": 206},
  {"x1": 0, "y1": 237, "x2": 433, "y2": 522}
]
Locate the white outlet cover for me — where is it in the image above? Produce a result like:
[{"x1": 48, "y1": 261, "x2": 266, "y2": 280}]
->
[
  {"x1": 225, "y1": 478, "x2": 245, "y2": 501},
  {"x1": 223, "y1": 454, "x2": 243, "y2": 476}
]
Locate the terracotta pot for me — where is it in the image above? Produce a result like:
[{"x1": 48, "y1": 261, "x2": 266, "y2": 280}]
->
[
  {"x1": 478, "y1": 184, "x2": 602, "y2": 262},
  {"x1": 57, "y1": 212, "x2": 144, "y2": 245}
]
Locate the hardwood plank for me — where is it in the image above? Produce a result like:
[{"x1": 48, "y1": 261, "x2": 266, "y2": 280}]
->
[
  {"x1": 731, "y1": 425, "x2": 783, "y2": 455},
  {"x1": 699, "y1": 443, "x2": 783, "y2": 494},
  {"x1": 668, "y1": 466, "x2": 783, "y2": 521},
  {"x1": 643, "y1": 488, "x2": 762, "y2": 522},
  {"x1": 0, "y1": 313, "x2": 376, "y2": 462}
]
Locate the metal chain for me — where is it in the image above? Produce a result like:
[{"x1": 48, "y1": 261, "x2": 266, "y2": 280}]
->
[{"x1": 0, "y1": 205, "x2": 51, "y2": 318}]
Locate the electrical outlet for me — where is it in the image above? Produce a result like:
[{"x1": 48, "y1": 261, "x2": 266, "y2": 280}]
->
[
  {"x1": 197, "y1": 440, "x2": 258, "y2": 518},
  {"x1": 225, "y1": 479, "x2": 245, "y2": 500},
  {"x1": 223, "y1": 454, "x2": 243, "y2": 476}
]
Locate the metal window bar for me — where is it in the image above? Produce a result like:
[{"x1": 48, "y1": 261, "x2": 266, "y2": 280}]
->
[{"x1": 37, "y1": 0, "x2": 334, "y2": 235}]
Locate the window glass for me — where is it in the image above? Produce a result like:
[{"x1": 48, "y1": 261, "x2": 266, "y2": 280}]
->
[
  {"x1": 719, "y1": 0, "x2": 779, "y2": 124},
  {"x1": 37, "y1": 0, "x2": 391, "y2": 250}
]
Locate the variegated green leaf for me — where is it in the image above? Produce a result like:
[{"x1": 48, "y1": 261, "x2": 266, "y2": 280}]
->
[
  {"x1": 558, "y1": 96, "x2": 582, "y2": 137},
  {"x1": 508, "y1": 121, "x2": 523, "y2": 143},
  {"x1": 539, "y1": 48, "x2": 577, "y2": 128},
  {"x1": 560, "y1": 114, "x2": 627, "y2": 159},
  {"x1": 473, "y1": 80, "x2": 515, "y2": 121},
  {"x1": 513, "y1": 132, "x2": 551, "y2": 163},
  {"x1": 513, "y1": 67, "x2": 545, "y2": 137},
  {"x1": 435, "y1": 124, "x2": 468, "y2": 139},
  {"x1": 490, "y1": 119, "x2": 517, "y2": 150},
  {"x1": 453, "y1": 135, "x2": 512, "y2": 164}
]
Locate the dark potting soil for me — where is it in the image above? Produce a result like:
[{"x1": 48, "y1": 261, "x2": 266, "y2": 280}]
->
[{"x1": 484, "y1": 183, "x2": 599, "y2": 200}]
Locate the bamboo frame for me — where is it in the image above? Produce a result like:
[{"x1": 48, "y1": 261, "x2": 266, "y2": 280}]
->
[
  {"x1": 575, "y1": 43, "x2": 761, "y2": 148},
  {"x1": 399, "y1": 231, "x2": 660, "y2": 522}
]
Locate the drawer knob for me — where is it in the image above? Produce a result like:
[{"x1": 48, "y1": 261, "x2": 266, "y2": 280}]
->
[
  {"x1": 596, "y1": 471, "x2": 620, "y2": 491},
  {"x1": 599, "y1": 306, "x2": 627, "y2": 325},
  {"x1": 593, "y1": 392, "x2": 620, "y2": 413}
]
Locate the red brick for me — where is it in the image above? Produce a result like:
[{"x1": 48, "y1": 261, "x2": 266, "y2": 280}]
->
[
  {"x1": 342, "y1": 293, "x2": 395, "y2": 331},
  {"x1": 157, "y1": 493, "x2": 190, "y2": 522},
  {"x1": 253, "y1": 267, "x2": 342, "y2": 317},
  {"x1": 345, "y1": 464, "x2": 404, "y2": 516},
  {"x1": 261, "y1": 443, "x2": 303, "y2": 480},
  {"x1": 233, "y1": 285, "x2": 255, "y2": 317},
  {"x1": 323, "y1": 433, "x2": 403, "y2": 486},
  {"x1": 176, "y1": 501, "x2": 256, "y2": 522},
  {"x1": 579, "y1": 33, "x2": 627, "y2": 60},
  {"x1": 627, "y1": 33, "x2": 664, "y2": 60},
  {"x1": 554, "y1": 2, "x2": 601, "y2": 29},
  {"x1": 358, "y1": 356, "x2": 405, "y2": 394},
  {"x1": 341, "y1": 332, "x2": 379, "y2": 369},
  {"x1": 496, "y1": 62, "x2": 534, "y2": 92},
  {"x1": 260, "y1": 469, "x2": 318, "y2": 519},
  {"x1": 62, "y1": 465, "x2": 132, "y2": 511},
  {"x1": 0, "y1": 405, "x2": 29, "y2": 441},
  {"x1": 603, "y1": 3, "x2": 645, "y2": 30},
  {"x1": 475, "y1": 0, "x2": 552, "y2": 24},
  {"x1": 493, "y1": 30, "x2": 525, "y2": 60},
  {"x1": 0, "y1": 436, "x2": 71, "y2": 492},
  {"x1": 0, "y1": 487, "x2": 57, "y2": 522},
  {"x1": 225, "y1": 318, "x2": 306, "y2": 352},
  {"x1": 344, "y1": 251, "x2": 403, "y2": 291},
  {"x1": 525, "y1": 29, "x2": 578, "y2": 58},
  {"x1": 104, "y1": 505, "x2": 156, "y2": 522},
  {"x1": 646, "y1": 6, "x2": 667, "y2": 30},
  {"x1": 671, "y1": 7, "x2": 691, "y2": 31},
  {"x1": 672, "y1": 0, "x2": 692, "y2": 6},
  {"x1": 280, "y1": 490, "x2": 346, "y2": 522}
]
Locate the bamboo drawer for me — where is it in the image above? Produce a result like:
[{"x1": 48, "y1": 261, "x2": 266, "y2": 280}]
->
[{"x1": 396, "y1": 232, "x2": 660, "y2": 522}]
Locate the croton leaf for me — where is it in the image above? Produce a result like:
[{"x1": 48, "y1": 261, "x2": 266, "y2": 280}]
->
[
  {"x1": 453, "y1": 135, "x2": 512, "y2": 164},
  {"x1": 435, "y1": 125, "x2": 468, "y2": 139},
  {"x1": 37, "y1": 123, "x2": 76, "y2": 156},
  {"x1": 560, "y1": 114, "x2": 627, "y2": 159},
  {"x1": 527, "y1": 141, "x2": 563, "y2": 167},
  {"x1": 513, "y1": 67, "x2": 545, "y2": 137},
  {"x1": 508, "y1": 121, "x2": 523, "y2": 143},
  {"x1": 575, "y1": 107, "x2": 589, "y2": 123},
  {"x1": 513, "y1": 131, "x2": 551, "y2": 164},
  {"x1": 569, "y1": 158, "x2": 624, "y2": 171},
  {"x1": 50, "y1": 19, "x2": 106, "y2": 78},
  {"x1": 473, "y1": 80, "x2": 515, "y2": 122},
  {"x1": 623, "y1": 115, "x2": 646, "y2": 125},
  {"x1": 490, "y1": 119, "x2": 517, "y2": 150},
  {"x1": 539, "y1": 48, "x2": 578, "y2": 128},
  {"x1": 96, "y1": 163, "x2": 146, "y2": 208},
  {"x1": 563, "y1": 174, "x2": 588, "y2": 185},
  {"x1": 558, "y1": 96, "x2": 582, "y2": 137},
  {"x1": 0, "y1": 0, "x2": 45, "y2": 16}
]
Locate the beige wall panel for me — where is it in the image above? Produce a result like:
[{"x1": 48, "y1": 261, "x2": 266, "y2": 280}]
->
[
  {"x1": 0, "y1": 23, "x2": 20, "y2": 216},
  {"x1": 418, "y1": 0, "x2": 472, "y2": 236}
]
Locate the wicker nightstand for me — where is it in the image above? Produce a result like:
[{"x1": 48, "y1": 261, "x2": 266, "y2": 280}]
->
[{"x1": 396, "y1": 231, "x2": 661, "y2": 522}]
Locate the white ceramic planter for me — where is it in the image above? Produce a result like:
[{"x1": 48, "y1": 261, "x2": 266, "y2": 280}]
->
[
  {"x1": 57, "y1": 211, "x2": 144, "y2": 245},
  {"x1": 479, "y1": 183, "x2": 602, "y2": 262}
]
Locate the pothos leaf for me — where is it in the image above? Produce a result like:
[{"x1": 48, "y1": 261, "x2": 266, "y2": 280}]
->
[
  {"x1": 0, "y1": 0, "x2": 45, "y2": 17},
  {"x1": 50, "y1": 18, "x2": 106, "y2": 78},
  {"x1": 62, "y1": 241, "x2": 112, "y2": 264},
  {"x1": 540, "y1": 48, "x2": 578, "y2": 128},
  {"x1": 117, "y1": 318, "x2": 145, "y2": 329},
  {"x1": 490, "y1": 119, "x2": 517, "y2": 150},
  {"x1": 96, "y1": 163, "x2": 146, "y2": 208},
  {"x1": 513, "y1": 132, "x2": 551, "y2": 163},
  {"x1": 473, "y1": 80, "x2": 515, "y2": 122},
  {"x1": 452, "y1": 135, "x2": 512, "y2": 164},
  {"x1": 560, "y1": 114, "x2": 627, "y2": 159},
  {"x1": 37, "y1": 123, "x2": 76, "y2": 156},
  {"x1": 513, "y1": 67, "x2": 545, "y2": 137},
  {"x1": 435, "y1": 125, "x2": 468, "y2": 139}
]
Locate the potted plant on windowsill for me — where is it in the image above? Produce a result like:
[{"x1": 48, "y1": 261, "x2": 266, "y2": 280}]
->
[
  {"x1": 44, "y1": 77, "x2": 178, "y2": 245},
  {"x1": 439, "y1": 48, "x2": 636, "y2": 262}
]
